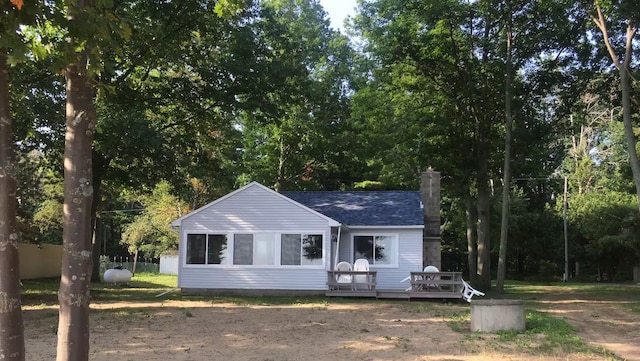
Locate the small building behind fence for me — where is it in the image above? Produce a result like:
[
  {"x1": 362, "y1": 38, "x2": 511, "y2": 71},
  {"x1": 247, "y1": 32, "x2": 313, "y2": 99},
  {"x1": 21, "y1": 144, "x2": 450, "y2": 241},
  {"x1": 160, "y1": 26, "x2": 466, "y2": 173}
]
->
[{"x1": 159, "y1": 254, "x2": 179, "y2": 275}]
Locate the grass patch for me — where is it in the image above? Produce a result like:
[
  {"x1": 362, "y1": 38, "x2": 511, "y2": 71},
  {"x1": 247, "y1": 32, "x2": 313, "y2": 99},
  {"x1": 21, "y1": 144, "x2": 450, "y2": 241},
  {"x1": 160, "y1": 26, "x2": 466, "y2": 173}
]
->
[
  {"x1": 497, "y1": 281, "x2": 640, "y2": 302},
  {"x1": 446, "y1": 307, "x2": 621, "y2": 359},
  {"x1": 524, "y1": 310, "x2": 583, "y2": 352},
  {"x1": 445, "y1": 310, "x2": 470, "y2": 332},
  {"x1": 523, "y1": 310, "x2": 621, "y2": 359},
  {"x1": 21, "y1": 278, "x2": 60, "y2": 305},
  {"x1": 205, "y1": 295, "x2": 333, "y2": 306}
]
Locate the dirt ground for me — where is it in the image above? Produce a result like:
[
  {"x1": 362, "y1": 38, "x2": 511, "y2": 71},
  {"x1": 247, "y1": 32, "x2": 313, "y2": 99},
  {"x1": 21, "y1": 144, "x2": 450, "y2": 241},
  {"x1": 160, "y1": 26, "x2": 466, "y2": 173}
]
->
[{"x1": 22, "y1": 292, "x2": 640, "y2": 361}]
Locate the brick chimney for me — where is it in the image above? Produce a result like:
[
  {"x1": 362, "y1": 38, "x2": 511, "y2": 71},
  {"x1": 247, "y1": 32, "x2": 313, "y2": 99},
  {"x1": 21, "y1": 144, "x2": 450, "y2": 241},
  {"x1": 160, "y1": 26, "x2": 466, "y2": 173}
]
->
[{"x1": 420, "y1": 167, "x2": 441, "y2": 269}]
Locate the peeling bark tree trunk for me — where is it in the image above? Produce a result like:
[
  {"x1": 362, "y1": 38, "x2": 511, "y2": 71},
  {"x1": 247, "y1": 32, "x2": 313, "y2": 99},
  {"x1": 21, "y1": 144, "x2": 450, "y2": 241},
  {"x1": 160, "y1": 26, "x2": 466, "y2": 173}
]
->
[
  {"x1": 56, "y1": 57, "x2": 96, "y2": 360},
  {"x1": 0, "y1": 48, "x2": 25, "y2": 361}
]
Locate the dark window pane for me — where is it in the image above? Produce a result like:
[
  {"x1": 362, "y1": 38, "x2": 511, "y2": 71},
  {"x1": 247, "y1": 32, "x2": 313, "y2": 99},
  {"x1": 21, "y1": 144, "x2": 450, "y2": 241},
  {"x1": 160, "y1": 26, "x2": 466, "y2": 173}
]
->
[
  {"x1": 207, "y1": 234, "x2": 228, "y2": 264},
  {"x1": 186, "y1": 234, "x2": 206, "y2": 264},
  {"x1": 281, "y1": 234, "x2": 301, "y2": 265},
  {"x1": 233, "y1": 234, "x2": 253, "y2": 265},
  {"x1": 374, "y1": 235, "x2": 393, "y2": 264},
  {"x1": 302, "y1": 234, "x2": 323, "y2": 265},
  {"x1": 354, "y1": 236, "x2": 374, "y2": 263}
]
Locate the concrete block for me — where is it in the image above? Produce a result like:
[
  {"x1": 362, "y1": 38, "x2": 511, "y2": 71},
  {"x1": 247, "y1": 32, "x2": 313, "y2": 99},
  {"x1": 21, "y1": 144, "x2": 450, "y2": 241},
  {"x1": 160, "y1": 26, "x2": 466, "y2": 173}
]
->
[{"x1": 470, "y1": 299, "x2": 525, "y2": 332}]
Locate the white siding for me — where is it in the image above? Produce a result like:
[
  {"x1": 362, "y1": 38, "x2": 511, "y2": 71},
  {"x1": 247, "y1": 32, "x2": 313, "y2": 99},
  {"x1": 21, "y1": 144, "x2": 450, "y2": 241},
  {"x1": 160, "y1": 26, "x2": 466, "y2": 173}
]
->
[
  {"x1": 175, "y1": 183, "x2": 424, "y2": 292},
  {"x1": 337, "y1": 228, "x2": 423, "y2": 290},
  {"x1": 180, "y1": 184, "x2": 333, "y2": 231},
  {"x1": 178, "y1": 267, "x2": 327, "y2": 290},
  {"x1": 177, "y1": 184, "x2": 335, "y2": 291}
]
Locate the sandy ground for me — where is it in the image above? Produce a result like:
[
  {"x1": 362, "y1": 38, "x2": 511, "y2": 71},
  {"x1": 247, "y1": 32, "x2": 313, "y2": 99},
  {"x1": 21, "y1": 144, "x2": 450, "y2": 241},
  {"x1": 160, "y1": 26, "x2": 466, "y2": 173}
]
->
[{"x1": 22, "y1": 292, "x2": 640, "y2": 361}]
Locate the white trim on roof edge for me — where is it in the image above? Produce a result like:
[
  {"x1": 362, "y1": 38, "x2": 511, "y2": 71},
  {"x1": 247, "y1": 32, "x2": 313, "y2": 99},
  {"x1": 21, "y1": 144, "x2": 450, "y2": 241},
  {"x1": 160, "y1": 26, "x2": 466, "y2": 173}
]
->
[
  {"x1": 170, "y1": 181, "x2": 341, "y2": 227},
  {"x1": 346, "y1": 225, "x2": 424, "y2": 229}
]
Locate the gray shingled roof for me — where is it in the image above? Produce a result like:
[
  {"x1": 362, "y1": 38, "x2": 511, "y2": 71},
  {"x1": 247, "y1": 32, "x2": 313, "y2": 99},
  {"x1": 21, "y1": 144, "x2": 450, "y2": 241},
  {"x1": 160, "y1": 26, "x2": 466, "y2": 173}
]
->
[{"x1": 281, "y1": 191, "x2": 424, "y2": 226}]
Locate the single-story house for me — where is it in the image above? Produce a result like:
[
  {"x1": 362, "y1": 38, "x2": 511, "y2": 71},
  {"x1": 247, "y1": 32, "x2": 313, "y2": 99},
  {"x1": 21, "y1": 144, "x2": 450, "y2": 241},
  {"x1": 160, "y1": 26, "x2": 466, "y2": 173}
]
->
[{"x1": 170, "y1": 171, "x2": 442, "y2": 295}]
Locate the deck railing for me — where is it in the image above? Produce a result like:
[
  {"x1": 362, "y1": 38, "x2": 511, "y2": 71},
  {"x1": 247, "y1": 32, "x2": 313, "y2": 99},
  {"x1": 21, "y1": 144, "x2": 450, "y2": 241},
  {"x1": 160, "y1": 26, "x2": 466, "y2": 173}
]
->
[
  {"x1": 327, "y1": 270, "x2": 377, "y2": 291},
  {"x1": 409, "y1": 271, "x2": 463, "y2": 294}
]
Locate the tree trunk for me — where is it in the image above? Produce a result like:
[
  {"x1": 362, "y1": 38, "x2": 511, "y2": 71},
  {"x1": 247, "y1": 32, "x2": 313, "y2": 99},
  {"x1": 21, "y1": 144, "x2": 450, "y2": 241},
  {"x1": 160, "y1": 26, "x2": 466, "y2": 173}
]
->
[
  {"x1": 133, "y1": 249, "x2": 139, "y2": 275},
  {"x1": 496, "y1": 14, "x2": 514, "y2": 293},
  {"x1": 90, "y1": 154, "x2": 108, "y2": 283},
  {"x1": 465, "y1": 195, "x2": 478, "y2": 285},
  {"x1": 591, "y1": 9, "x2": 640, "y2": 214},
  {"x1": 476, "y1": 176, "x2": 492, "y2": 291},
  {"x1": 275, "y1": 137, "x2": 287, "y2": 191},
  {"x1": 56, "y1": 58, "x2": 96, "y2": 361},
  {"x1": 619, "y1": 27, "x2": 640, "y2": 214},
  {"x1": 0, "y1": 48, "x2": 25, "y2": 361},
  {"x1": 475, "y1": 117, "x2": 492, "y2": 292}
]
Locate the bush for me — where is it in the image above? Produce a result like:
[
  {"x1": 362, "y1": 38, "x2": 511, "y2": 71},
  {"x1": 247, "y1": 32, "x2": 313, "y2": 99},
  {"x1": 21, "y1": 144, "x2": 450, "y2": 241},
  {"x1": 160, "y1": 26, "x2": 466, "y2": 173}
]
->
[{"x1": 525, "y1": 260, "x2": 561, "y2": 282}]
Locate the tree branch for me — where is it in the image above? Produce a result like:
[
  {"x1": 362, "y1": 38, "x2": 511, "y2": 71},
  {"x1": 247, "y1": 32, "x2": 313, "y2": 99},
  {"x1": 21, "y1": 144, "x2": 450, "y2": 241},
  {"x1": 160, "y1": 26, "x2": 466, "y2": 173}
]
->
[{"x1": 592, "y1": 5, "x2": 622, "y2": 71}]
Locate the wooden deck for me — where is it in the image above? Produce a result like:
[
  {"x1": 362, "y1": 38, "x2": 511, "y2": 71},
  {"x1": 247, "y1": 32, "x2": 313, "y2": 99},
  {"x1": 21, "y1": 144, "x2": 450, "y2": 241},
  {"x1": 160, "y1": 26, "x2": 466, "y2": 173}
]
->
[{"x1": 326, "y1": 271, "x2": 464, "y2": 300}]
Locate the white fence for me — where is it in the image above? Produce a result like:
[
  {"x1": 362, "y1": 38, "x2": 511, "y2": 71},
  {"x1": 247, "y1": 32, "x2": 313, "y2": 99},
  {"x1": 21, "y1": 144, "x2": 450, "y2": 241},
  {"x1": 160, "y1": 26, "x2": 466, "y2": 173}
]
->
[
  {"x1": 100, "y1": 255, "x2": 159, "y2": 274},
  {"x1": 160, "y1": 255, "x2": 179, "y2": 275}
]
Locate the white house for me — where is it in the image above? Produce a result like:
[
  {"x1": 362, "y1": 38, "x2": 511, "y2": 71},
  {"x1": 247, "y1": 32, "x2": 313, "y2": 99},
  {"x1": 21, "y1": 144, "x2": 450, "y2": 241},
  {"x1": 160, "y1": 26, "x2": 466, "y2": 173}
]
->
[{"x1": 170, "y1": 175, "x2": 439, "y2": 295}]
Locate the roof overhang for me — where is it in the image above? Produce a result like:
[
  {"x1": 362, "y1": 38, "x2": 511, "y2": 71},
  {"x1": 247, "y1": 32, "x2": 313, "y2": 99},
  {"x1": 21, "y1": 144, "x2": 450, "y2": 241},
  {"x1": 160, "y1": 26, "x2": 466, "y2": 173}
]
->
[
  {"x1": 346, "y1": 225, "x2": 424, "y2": 230},
  {"x1": 170, "y1": 181, "x2": 341, "y2": 228}
]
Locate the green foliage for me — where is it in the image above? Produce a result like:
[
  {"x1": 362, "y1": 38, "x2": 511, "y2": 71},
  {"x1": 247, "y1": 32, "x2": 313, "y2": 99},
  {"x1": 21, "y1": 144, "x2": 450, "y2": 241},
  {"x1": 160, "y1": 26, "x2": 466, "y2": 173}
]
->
[
  {"x1": 353, "y1": 180, "x2": 385, "y2": 190},
  {"x1": 567, "y1": 190, "x2": 640, "y2": 276},
  {"x1": 534, "y1": 260, "x2": 562, "y2": 282},
  {"x1": 30, "y1": 170, "x2": 64, "y2": 245},
  {"x1": 121, "y1": 182, "x2": 189, "y2": 258},
  {"x1": 237, "y1": 0, "x2": 357, "y2": 191}
]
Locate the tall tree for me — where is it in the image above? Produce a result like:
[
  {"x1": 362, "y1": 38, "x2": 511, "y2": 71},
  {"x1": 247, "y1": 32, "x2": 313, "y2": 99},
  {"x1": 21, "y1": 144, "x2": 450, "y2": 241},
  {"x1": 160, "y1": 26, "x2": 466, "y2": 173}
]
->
[
  {"x1": 57, "y1": 0, "x2": 98, "y2": 357},
  {"x1": 496, "y1": 0, "x2": 514, "y2": 292},
  {"x1": 0, "y1": 33, "x2": 24, "y2": 361},
  {"x1": 583, "y1": 1, "x2": 640, "y2": 213},
  {"x1": 238, "y1": 0, "x2": 355, "y2": 191},
  {"x1": 352, "y1": 0, "x2": 504, "y2": 290},
  {"x1": 352, "y1": 0, "x2": 585, "y2": 289},
  {"x1": 0, "y1": 1, "x2": 36, "y2": 359}
]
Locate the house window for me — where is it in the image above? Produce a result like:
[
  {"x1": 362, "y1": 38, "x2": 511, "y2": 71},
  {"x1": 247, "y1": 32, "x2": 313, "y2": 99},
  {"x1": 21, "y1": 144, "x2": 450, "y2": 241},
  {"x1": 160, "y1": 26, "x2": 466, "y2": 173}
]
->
[
  {"x1": 233, "y1": 233, "x2": 275, "y2": 265},
  {"x1": 281, "y1": 234, "x2": 323, "y2": 266},
  {"x1": 186, "y1": 234, "x2": 206, "y2": 264},
  {"x1": 353, "y1": 235, "x2": 397, "y2": 266},
  {"x1": 207, "y1": 234, "x2": 228, "y2": 264},
  {"x1": 186, "y1": 234, "x2": 228, "y2": 265},
  {"x1": 233, "y1": 234, "x2": 253, "y2": 265}
]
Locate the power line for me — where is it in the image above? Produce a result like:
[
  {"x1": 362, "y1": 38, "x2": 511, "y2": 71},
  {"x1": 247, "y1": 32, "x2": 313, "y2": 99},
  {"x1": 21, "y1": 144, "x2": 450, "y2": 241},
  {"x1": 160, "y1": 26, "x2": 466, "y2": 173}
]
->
[{"x1": 100, "y1": 208, "x2": 144, "y2": 213}]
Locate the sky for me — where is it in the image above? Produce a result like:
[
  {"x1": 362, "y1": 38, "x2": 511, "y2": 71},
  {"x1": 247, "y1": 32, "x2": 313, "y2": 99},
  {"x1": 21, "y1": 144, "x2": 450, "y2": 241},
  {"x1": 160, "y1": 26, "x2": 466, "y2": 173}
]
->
[{"x1": 319, "y1": 0, "x2": 358, "y2": 31}]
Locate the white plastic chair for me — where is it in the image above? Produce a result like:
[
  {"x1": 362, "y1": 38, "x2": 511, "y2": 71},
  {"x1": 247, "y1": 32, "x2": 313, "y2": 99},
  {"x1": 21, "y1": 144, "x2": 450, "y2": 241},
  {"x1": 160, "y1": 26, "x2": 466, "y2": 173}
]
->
[
  {"x1": 353, "y1": 258, "x2": 370, "y2": 289},
  {"x1": 424, "y1": 265, "x2": 439, "y2": 273},
  {"x1": 335, "y1": 261, "x2": 353, "y2": 289},
  {"x1": 423, "y1": 265, "x2": 440, "y2": 290},
  {"x1": 461, "y1": 278, "x2": 485, "y2": 302}
]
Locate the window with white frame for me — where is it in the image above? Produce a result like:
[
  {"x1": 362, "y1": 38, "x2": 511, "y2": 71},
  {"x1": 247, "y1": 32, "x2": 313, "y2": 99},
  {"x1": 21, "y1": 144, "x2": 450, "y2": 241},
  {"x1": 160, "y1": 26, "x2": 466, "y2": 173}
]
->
[
  {"x1": 353, "y1": 235, "x2": 397, "y2": 266},
  {"x1": 186, "y1": 234, "x2": 228, "y2": 264},
  {"x1": 233, "y1": 233, "x2": 276, "y2": 265},
  {"x1": 281, "y1": 234, "x2": 323, "y2": 266},
  {"x1": 186, "y1": 232, "x2": 323, "y2": 266}
]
